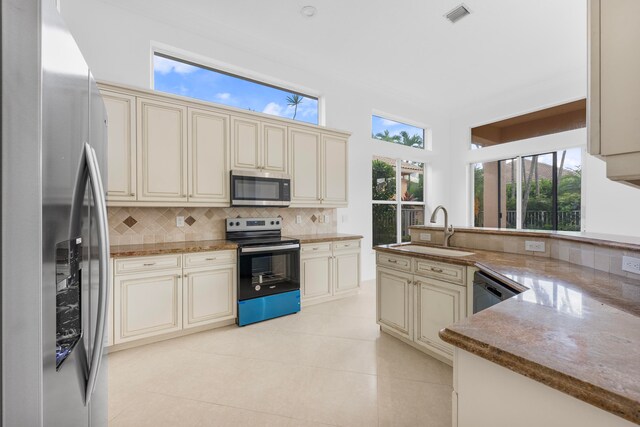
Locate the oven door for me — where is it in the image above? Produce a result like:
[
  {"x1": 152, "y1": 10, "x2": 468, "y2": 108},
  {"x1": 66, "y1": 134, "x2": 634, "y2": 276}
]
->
[
  {"x1": 238, "y1": 244, "x2": 300, "y2": 300},
  {"x1": 231, "y1": 170, "x2": 291, "y2": 207}
]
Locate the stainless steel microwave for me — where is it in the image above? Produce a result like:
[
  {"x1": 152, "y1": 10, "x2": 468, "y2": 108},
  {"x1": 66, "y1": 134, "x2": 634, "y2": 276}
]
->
[{"x1": 230, "y1": 170, "x2": 291, "y2": 207}]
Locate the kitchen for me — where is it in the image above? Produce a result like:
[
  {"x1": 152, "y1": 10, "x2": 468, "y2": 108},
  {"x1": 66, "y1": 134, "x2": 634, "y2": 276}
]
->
[{"x1": 2, "y1": 0, "x2": 639, "y2": 426}]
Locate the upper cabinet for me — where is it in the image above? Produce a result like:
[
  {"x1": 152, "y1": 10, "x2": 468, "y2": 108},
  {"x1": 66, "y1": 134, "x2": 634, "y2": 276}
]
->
[
  {"x1": 589, "y1": 0, "x2": 640, "y2": 188},
  {"x1": 102, "y1": 90, "x2": 136, "y2": 201},
  {"x1": 188, "y1": 108, "x2": 230, "y2": 205},
  {"x1": 231, "y1": 117, "x2": 288, "y2": 173},
  {"x1": 98, "y1": 82, "x2": 349, "y2": 207},
  {"x1": 289, "y1": 126, "x2": 348, "y2": 208},
  {"x1": 137, "y1": 97, "x2": 188, "y2": 202}
]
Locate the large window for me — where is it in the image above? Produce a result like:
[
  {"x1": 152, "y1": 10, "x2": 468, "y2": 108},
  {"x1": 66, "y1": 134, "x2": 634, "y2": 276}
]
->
[
  {"x1": 372, "y1": 115, "x2": 425, "y2": 149},
  {"x1": 473, "y1": 147, "x2": 582, "y2": 231},
  {"x1": 153, "y1": 53, "x2": 319, "y2": 124},
  {"x1": 372, "y1": 156, "x2": 425, "y2": 246}
]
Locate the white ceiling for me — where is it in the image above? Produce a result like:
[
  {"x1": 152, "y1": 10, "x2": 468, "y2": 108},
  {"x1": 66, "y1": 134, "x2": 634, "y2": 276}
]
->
[{"x1": 101, "y1": 0, "x2": 587, "y2": 112}]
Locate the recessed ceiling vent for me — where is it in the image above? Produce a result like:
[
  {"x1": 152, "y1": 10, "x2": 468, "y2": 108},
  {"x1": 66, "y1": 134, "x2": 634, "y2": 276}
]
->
[{"x1": 445, "y1": 4, "x2": 471, "y2": 23}]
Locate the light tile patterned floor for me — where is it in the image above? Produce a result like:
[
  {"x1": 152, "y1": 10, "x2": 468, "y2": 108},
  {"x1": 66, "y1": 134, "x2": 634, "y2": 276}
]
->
[{"x1": 108, "y1": 280, "x2": 453, "y2": 427}]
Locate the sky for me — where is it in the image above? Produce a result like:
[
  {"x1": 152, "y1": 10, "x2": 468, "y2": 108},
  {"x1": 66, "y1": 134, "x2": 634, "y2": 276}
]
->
[
  {"x1": 153, "y1": 55, "x2": 318, "y2": 125},
  {"x1": 371, "y1": 115, "x2": 424, "y2": 148}
]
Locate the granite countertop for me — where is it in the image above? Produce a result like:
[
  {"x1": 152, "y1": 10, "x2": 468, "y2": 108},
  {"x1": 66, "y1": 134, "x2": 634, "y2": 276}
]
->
[
  {"x1": 375, "y1": 243, "x2": 640, "y2": 425},
  {"x1": 110, "y1": 239, "x2": 238, "y2": 258},
  {"x1": 287, "y1": 233, "x2": 363, "y2": 243}
]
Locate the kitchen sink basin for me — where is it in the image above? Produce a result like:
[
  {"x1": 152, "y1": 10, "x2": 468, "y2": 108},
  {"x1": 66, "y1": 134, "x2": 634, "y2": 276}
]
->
[{"x1": 391, "y1": 244, "x2": 474, "y2": 257}]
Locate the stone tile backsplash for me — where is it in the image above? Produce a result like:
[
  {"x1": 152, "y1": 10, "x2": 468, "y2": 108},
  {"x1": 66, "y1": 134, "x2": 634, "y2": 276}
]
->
[
  {"x1": 108, "y1": 206, "x2": 337, "y2": 246},
  {"x1": 410, "y1": 228, "x2": 640, "y2": 280}
]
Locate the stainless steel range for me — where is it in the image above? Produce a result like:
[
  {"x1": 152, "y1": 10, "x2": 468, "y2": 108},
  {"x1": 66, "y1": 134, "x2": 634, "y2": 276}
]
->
[{"x1": 226, "y1": 218, "x2": 301, "y2": 326}]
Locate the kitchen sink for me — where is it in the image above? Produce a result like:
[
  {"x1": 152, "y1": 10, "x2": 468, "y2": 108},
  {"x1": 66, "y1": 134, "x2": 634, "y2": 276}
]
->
[{"x1": 390, "y1": 244, "x2": 474, "y2": 257}]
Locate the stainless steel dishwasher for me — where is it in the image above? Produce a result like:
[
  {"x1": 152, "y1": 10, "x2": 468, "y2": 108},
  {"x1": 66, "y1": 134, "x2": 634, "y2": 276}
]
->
[{"x1": 473, "y1": 271, "x2": 522, "y2": 313}]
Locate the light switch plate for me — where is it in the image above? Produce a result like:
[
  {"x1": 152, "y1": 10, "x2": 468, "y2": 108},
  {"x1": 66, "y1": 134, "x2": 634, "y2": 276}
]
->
[
  {"x1": 420, "y1": 233, "x2": 432, "y2": 241},
  {"x1": 176, "y1": 216, "x2": 185, "y2": 227},
  {"x1": 622, "y1": 256, "x2": 640, "y2": 275},
  {"x1": 324, "y1": 214, "x2": 330, "y2": 223},
  {"x1": 296, "y1": 215, "x2": 302, "y2": 224},
  {"x1": 525, "y1": 241, "x2": 545, "y2": 252}
]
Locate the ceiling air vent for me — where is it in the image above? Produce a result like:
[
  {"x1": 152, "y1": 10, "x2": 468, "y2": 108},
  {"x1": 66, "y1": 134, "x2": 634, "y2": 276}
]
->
[{"x1": 445, "y1": 4, "x2": 471, "y2": 23}]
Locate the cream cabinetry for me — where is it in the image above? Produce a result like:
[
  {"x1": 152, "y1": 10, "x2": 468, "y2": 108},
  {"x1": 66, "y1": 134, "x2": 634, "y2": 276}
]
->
[
  {"x1": 102, "y1": 90, "x2": 136, "y2": 201},
  {"x1": 289, "y1": 127, "x2": 348, "y2": 207},
  {"x1": 588, "y1": 0, "x2": 640, "y2": 187},
  {"x1": 137, "y1": 97, "x2": 188, "y2": 202},
  {"x1": 111, "y1": 250, "x2": 236, "y2": 348},
  {"x1": 188, "y1": 108, "x2": 230, "y2": 205},
  {"x1": 183, "y1": 262, "x2": 236, "y2": 329},
  {"x1": 99, "y1": 82, "x2": 349, "y2": 207},
  {"x1": 376, "y1": 252, "x2": 468, "y2": 364},
  {"x1": 300, "y1": 239, "x2": 361, "y2": 304},
  {"x1": 231, "y1": 117, "x2": 288, "y2": 173}
]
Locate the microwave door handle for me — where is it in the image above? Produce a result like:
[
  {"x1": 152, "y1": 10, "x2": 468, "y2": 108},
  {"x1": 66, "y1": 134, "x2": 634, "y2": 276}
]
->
[{"x1": 83, "y1": 143, "x2": 110, "y2": 405}]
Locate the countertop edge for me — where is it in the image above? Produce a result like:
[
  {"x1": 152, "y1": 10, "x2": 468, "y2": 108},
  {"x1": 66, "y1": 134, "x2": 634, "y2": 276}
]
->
[{"x1": 438, "y1": 328, "x2": 640, "y2": 425}]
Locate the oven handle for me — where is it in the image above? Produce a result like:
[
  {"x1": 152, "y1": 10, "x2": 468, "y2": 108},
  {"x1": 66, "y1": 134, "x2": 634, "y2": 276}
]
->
[{"x1": 241, "y1": 243, "x2": 300, "y2": 253}]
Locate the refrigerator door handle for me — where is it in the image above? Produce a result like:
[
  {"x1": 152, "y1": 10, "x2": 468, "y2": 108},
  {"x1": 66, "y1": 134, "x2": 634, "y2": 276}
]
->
[{"x1": 83, "y1": 143, "x2": 110, "y2": 405}]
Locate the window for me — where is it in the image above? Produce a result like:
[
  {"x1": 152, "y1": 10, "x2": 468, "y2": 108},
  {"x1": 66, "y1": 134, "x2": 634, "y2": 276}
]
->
[
  {"x1": 152, "y1": 53, "x2": 319, "y2": 124},
  {"x1": 372, "y1": 156, "x2": 425, "y2": 245},
  {"x1": 473, "y1": 147, "x2": 582, "y2": 231},
  {"x1": 372, "y1": 115, "x2": 425, "y2": 149}
]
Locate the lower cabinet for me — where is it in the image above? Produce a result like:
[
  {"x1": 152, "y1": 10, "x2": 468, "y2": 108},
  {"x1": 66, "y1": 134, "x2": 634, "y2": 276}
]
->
[
  {"x1": 300, "y1": 239, "x2": 361, "y2": 304},
  {"x1": 111, "y1": 250, "x2": 236, "y2": 347},
  {"x1": 414, "y1": 275, "x2": 465, "y2": 358},
  {"x1": 114, "y1": 270, "x2": 183, "y2": 344},
  {"x1": 376, "y1": 257, "x2": 468, "y2": 363},
  {"x1": 183, "y1": 264, "x2": 236, "y2": 329},
  {"x1": 377, "y1": 267, "x2": 413, "y2": 340}
]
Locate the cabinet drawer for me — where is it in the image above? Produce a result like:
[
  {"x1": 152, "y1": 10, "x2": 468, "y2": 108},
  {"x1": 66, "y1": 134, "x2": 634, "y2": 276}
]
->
[
  {"x1": 115, "y1": 254, "x2": 182, "y2": 275},
  {"x1": 414, "y1": 259, "x2": 465, "y2": 286},
  {"x1": 332, "y1": 240, "x2": 361, "y2": 252},
  {"x1": 376, "y1": 253, "x2": 412, "y2": 272},
  {"x1": 301, "y1": 242, "x2": 332, "y2": 256},
  {"x1": 184, "y1": 250, "x2": 235, "y2": 269}
]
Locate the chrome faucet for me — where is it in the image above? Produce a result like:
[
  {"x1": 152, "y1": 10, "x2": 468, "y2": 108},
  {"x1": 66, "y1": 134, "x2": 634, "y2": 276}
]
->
[{"x1": 430, "y1": 205, "x2": 455, "y2": 247}]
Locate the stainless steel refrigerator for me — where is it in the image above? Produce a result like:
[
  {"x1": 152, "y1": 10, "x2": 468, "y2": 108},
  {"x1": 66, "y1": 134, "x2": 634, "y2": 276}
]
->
[{"x1": 2, "y1": 0, "x2": 110, "y2": 426}]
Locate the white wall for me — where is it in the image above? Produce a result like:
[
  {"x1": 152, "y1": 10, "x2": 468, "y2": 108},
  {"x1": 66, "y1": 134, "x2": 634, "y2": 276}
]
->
[{"x1": 60, "y1": 0, "x2": 451, "y2": 280}]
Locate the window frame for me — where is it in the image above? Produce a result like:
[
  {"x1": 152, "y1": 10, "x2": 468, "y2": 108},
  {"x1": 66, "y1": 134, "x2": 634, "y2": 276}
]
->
[
  {"x1": 470, "y1": 146, "x2": 584, "y2": 232},
  {"x1": 372, "y1": 157, "x2": 427, "y2": 245},
  {"x1": 150, "y1": 46, "x2": 324, "y2": 125}
]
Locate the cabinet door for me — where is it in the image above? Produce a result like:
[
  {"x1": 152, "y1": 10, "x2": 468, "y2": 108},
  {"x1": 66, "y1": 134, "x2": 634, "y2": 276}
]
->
[
  {"x1": 301, "y1": 255, "x2": 332, "y2": 300},
  {"x1": 600, "y1": 0, "x2": 640, "y2": 156},
  {"x1": 321, "y1": 134, "x2": 348, "y2": 206},
  {"x1": 413, "y1": 275, "x2": 465, "y2": 358},
  {"x1": 262, "y1": 122, "x2": 287, "y2": 172},
  {"x1": 114, "y1": 271, "x2": 182, "y2": 344},
  {"x1": 231, "y1": 116, "x2": 260, "y2": 170},
  {"x1": 183, "y1": 265, "x2": 236, "y2": 328},
  {"x1": 102, "y1": 90, "x2": 136, "y2": 201},
  {"x1": 334, "y1": 251, "x2": 360, "y2": 294},
  {"x1": 137, "y1": 98, "x2": 188, "y2": 201},
  {"x1": 376, "y1": 267, "x2": 413, "y2": 340},
  {"x1": 289, "y1": 127, "x2": 321, "y2": 205},
  {"x1": 188, "y1": 108, "x2": 230, "y2": 204}
]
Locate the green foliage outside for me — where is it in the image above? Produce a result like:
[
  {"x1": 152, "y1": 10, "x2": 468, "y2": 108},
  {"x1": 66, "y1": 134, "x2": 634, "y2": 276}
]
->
[{"x1": 373, "y1": 130, "x2": 424, "y2": 149}]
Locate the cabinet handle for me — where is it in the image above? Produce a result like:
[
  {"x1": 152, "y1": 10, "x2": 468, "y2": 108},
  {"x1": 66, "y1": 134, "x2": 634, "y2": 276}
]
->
[
  {"x1": 129, "y1": 193, "x2": 135, "y2": 196},
  {"x1": 143, "y1": 262, "x2": 156, "y2": 266},
  {"x1": 388, "y1": 259, "x2": 398, "y2": 264},
  {"x1": 183, "y1": 274, "x2": 187, "y2": 278},
  {"x1": 430, "y1": 267, "x2": 444, "y2": 273},
  {"x1": 414, "y1": 280, "x2": 421, "y2": 286},
  {"x1": 312, "y1": 247, "x2": 319, "y2": 251},
  {"x1": 407, "y1": 279, "x2": 412, "y2": 285},
  {"x1": 205, "y1": 257, "x2": 216, "y2": 261}
]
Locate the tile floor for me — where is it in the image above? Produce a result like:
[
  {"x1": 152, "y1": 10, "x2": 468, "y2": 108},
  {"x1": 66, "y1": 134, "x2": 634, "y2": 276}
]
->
[{"x1": 108, "y1": 280, "x2": 453, "y2": 426}]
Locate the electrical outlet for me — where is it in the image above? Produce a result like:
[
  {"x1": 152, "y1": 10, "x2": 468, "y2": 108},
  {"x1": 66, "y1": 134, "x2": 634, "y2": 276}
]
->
[
  {"x1": 296, "y1": 215, "x2": 302, "y2": 224},
  {"x1": 420, "y1": 233, "x2": 432, "y2": 241},
  {"x1": 176, "y1": 216, "x2": 185, "y2": 227},
  {"x1": 318, "y1": 215, "x2": 324, "y2": 224},
  {"x1": 324, "y1": 214, "x2": 330, "y2": 223},
  {"x1": 525, "y1": 241, "x2": 545, "y2": 252},
  {"x1": 622, "y1": 256, "x2": 640, "y2": 275}
]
